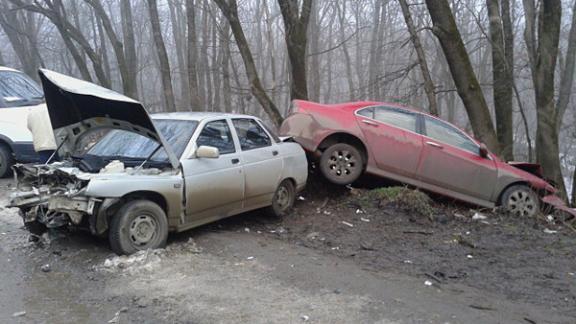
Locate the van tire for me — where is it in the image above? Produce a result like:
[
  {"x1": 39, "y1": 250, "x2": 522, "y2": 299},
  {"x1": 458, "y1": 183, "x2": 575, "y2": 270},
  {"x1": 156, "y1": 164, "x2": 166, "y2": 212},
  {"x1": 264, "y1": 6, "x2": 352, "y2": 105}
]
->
[{"x1": 0, "y1": 144, "x2": 13, "y2": 178}]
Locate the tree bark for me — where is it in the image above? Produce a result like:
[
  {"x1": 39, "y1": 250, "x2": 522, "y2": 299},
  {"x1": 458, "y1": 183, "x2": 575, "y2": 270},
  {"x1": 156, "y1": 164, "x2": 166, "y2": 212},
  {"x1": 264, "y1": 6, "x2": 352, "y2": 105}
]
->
[
  {"x1": 486, "y1": 0, "x2": 514, "y2": 161},
  {"x1": 277, "y1": 0, "x2": 313, "y2": 100},
  {"x1": 120, "y1": 1, "x2": 139, "y2": 99},
  {"x1": 212, "y1": 0, "x2": 283, "y2": 126},
  {"x1": 147, "y1": 0, "x2": 177, "y2": 112},
  {"x1": 522, "y1": 0, "x2": 566, "y2": 198},
  {"x1": 425, "y1": 0, "x2": 500, "y2": 154},
  {"x1": 555, "y1": 0, "x2": 576, "y2": 130},
  {"x1": 399, "y1": 0, "x2": 438, "y2": 116},
  {"x1": 186, "y1": 0, "x2": 202, "y2": 110}
]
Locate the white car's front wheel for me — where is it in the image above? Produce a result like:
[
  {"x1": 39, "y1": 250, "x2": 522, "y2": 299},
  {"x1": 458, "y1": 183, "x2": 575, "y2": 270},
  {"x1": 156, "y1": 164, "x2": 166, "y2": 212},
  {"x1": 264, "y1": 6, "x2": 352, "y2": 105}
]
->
[{"x1": 109, "y1": 200, "x2": 168, "y2": 255}]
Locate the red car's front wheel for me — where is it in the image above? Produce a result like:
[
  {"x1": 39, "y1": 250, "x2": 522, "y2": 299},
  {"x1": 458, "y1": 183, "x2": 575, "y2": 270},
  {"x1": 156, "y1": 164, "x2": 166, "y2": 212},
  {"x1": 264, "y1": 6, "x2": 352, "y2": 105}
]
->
[{"x1": 319, "y1": 143, "x2": 363, "y2": 185}]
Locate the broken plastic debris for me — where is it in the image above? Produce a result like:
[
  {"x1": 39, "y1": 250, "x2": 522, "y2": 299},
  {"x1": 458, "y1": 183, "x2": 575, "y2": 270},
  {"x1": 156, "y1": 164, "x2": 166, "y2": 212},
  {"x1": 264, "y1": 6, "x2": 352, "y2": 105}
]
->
[
  {"x1": 424, "y1": 280, "x2": 433, "y2": 286},
  {"x1": 41, "y1": 264, "x2": 51, "y2": 272},
  {"x1": 246, "y1": 256, "x2": 255, "y2": 260},
  {"x1": 546, "y1": 215, "x2": 555, "y2": 223},
  {"x1": 403, "y1": 260, "x2": 413, "y2": 264},
  {"x1": 244, "y1": 227, "x2": 250, "y2": 233},
  {"x1": 108, "y1": 307, "x2": 128, "y2": 323},
  {"x1": 12, "y1": 311, "x2": 26, "y2": 317},
  {"x1": 298, "y1": 196, "x2": 306, "y2": 201},
  {"x1": 360, "y1": 217, "x2": 370, "y2": 222},
  {"x1": 466, "y1": 254, "x2": 474, "y2": 259},
  {"x1": 323, "y1": 210, "x2": 332, "y2": 215},
  {"x1": 355, "y1": 209, "x2": 364, "y2": 214},
  {"x1": 472, "y1": 213, "x2": 487, "y2": 220},
  {"x1": 301, "y1": 315, "x2": 310, "y2": 321},
  {"x1": 341, "y1": 221, "x2": 354, "y2": 227},
  {"x1": 543, "y1": 228, "x2": 557, "y2": 234}
]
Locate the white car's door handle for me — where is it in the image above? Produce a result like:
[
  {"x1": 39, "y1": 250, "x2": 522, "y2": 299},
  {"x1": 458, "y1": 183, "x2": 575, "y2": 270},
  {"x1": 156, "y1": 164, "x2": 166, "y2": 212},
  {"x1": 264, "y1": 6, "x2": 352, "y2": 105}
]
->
[
  {"x1": 361, "y1": 119, "x2": 378, "y2": 126},
  {"x1": 231, "y1": 158, "x2": 240, "y2": 164},
  {"x1": 272, "y1": 150, "x2": 278, "y2": 156},
  {"x1": 425, "y1": 141, "x2": 443, "y2": 149}
]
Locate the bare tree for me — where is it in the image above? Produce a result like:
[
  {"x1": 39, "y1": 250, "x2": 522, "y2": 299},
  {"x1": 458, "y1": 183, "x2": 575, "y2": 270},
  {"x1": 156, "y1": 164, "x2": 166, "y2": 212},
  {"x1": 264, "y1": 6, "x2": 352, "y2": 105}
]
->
[
  {"x1": 147, "y1": 0, "x2": 177, "y2": 112},
  {"x1": 85, "y1": 0, "x2": 138, "y2": 98},
  {"x1": 186, "y1": 0, "x2": 202, "y2": 110},
  {"x1": 277, "y1": 0, "x2": 313, "y2": 100},
  {"x1": 398, "y1": 0, "x2": 438, "y2": 116},
  {"x1": 212, "y1": 0, "x2": 283, "y2": 126},
  {"x1": 120, "y1": 1, "x2": 138, "y2": 99},
  {"x1": 523, "y1": 0, "x2": 566, "y2": 198},
  {"x1": 486, "y1": 0, "x2": 514, "y2": 161},
  {"x1": 425, "y1": 0, "x2": 500, "y2": 153}
]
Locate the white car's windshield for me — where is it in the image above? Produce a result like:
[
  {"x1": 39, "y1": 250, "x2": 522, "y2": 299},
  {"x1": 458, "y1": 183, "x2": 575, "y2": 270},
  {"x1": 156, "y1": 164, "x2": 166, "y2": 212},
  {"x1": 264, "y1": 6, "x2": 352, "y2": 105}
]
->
[
  {"x1": 88, "y1": 119, "x2": 198, "y2": 162},
  {"x1": 0, "y1": 71, "x2": 44, "y2": 108}
]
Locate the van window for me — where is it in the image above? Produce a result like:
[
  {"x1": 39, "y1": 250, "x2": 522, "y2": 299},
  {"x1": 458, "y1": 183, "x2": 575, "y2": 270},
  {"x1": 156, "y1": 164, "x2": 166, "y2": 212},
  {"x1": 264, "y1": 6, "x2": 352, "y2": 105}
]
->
[{"x1": 0, "y1": 71, "x2": 44, "y2": 108}]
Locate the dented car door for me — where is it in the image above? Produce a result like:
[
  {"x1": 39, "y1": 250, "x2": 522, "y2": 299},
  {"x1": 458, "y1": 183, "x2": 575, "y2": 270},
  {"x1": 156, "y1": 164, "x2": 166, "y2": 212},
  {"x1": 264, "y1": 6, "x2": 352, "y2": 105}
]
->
[
  {"x1": 182, "y1": 119, "x2": 244, "y2": 226},
  {"x1": 232, "y1": 118, "x2": 283, "y2": 208}
]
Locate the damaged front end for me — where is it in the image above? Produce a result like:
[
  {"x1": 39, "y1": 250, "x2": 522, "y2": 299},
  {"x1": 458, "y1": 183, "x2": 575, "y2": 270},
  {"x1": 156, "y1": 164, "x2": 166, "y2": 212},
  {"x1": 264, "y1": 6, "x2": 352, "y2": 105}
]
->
[{"x1": 8, "y1": 163, "x2": 99, "y2": 231}]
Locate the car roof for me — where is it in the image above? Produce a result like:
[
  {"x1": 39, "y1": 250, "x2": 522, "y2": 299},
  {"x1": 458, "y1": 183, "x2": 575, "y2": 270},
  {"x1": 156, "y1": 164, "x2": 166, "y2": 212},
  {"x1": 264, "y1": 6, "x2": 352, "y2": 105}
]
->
[
  {"x1": 151, "y1": 112, "x2": 258, "y2": 121},
  {"x1": 0, "y1": 66, "x2": 21, "y2": 73}
]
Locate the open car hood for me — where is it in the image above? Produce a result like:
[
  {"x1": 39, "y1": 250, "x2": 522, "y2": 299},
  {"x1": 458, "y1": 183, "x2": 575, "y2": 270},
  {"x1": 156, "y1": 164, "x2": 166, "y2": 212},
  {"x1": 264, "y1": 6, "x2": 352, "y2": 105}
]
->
[{"x1": 38, "y1": 69, "x2": 179, "y2": 169}]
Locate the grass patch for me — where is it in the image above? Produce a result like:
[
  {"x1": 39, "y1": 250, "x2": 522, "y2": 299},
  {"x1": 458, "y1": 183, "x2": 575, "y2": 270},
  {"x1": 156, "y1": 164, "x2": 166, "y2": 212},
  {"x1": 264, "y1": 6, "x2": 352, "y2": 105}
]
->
[{"x1": 357, "y1": 186, "x2": 435, "y2": 218}]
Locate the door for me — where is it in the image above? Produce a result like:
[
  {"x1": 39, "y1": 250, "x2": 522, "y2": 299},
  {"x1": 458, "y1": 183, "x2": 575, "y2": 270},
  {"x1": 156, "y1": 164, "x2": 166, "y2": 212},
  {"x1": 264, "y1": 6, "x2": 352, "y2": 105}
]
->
[
  {"x1": 232, "y1": 118, "x2": 283, "y2": 207},
  {"x1": 355, "y1": 106, "x2": 423, "y2": 179},
  {"x1": 417, "y1": 116, "x2": 497, "y2": 201},
  {"x1": 182, "y1": 119, "x2": 244, "y2": 222}
]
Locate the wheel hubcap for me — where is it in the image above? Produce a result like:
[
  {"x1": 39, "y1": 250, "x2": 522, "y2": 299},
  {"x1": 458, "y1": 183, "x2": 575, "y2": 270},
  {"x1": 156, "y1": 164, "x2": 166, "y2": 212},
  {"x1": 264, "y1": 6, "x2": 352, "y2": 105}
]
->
[
  {"x1": 275, "y1": 185, "x2": 290, "y2": 211},
  {"x1": 327, "y1": 150, "x2": 357, "y2": 178},
  {"x1": 129, "y1": 215, "x2": 157, "y2": 246},
  {"x1": 507, "y1": 190, "x2": 537, "y2": 217}
]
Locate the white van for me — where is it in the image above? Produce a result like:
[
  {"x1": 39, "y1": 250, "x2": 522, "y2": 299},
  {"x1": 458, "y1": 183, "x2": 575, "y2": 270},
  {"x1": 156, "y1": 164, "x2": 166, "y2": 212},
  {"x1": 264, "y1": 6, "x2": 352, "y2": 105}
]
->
[{"x1": 0, "y1": 66, "x2": 45, "y2": 177}]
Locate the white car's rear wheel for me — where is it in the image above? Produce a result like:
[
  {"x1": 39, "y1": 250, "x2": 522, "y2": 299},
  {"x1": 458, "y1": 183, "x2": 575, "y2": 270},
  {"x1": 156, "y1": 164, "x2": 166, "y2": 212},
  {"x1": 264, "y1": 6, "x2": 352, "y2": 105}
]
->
[
  {"x1": 267, "y1": 179, "x2": 295, "y2": 217},
  {"x1": 109, "y1": 200, "x2": 168, "y2": 255}
]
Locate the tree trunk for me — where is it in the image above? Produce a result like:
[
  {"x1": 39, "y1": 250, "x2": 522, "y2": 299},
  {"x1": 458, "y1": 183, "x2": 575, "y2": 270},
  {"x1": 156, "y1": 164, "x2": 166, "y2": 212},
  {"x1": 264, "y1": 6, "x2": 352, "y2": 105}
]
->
[
  {"x1": 186, "y1": 0, "x2": 202, "y2": 110},
  {"x1": 213, "y1": 0, "x2": 283, "y2": 126},
  {"x1": 486, "y1": 0, "x2": 514, "y2": 161},
  {"x1": 555, "y1": 0, "x2": 576, "y2": 130},
  {"x1": 168, "y1": 0, "x2": 189, "y2": 108},
  {"x1": 523, "y1": 0, "x2": 566, "y2": 198},
  {"x1": 277, "y1": 0, "x2": 312, "y2": 100},
  {"x1": 425, "y1": 0, "x2": 500, "y2": 154},
  {"x1": 147, "y1": 0, "x2": 177, "y2": 112},
  {"x1": 399, "y1": 0, "x2": 438, "y2": 116},
  {"x1": 120, "y1": 0, "x2": 139, "y2": 99}
]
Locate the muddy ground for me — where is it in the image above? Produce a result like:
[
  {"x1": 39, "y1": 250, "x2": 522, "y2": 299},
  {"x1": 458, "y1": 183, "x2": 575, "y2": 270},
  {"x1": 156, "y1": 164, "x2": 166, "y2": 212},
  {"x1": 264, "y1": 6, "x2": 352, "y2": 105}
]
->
[{"x1": 0, "y1": 176, "x2": 575, "y2": 323}]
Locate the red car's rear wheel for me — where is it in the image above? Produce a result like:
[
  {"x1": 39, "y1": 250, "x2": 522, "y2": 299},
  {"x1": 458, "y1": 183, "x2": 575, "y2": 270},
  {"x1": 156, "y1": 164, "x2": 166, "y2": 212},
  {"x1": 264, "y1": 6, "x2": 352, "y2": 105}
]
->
[{"x1": 319, "y1": 143, "x2": 363, "y2": 185}]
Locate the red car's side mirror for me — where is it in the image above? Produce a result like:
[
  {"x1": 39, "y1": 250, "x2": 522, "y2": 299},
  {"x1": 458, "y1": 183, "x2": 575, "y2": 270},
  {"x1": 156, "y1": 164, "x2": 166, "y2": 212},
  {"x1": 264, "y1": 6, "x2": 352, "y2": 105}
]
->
[{"x1": 479, "y1": 143, "x2": 489, "y2": 158}]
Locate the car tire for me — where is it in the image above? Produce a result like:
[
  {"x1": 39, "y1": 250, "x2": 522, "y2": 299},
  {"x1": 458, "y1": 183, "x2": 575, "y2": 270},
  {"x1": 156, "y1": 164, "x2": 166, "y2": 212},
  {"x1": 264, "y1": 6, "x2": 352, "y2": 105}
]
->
[
  {"x1": 109, "y1": 200, "x2": 168, "y2": 255},
  {"x1": 266, "y1": 179, "x2": 296, "y2": 217},
  {"x1": 25, "y1": 220, "x2": 47, "y2": 236},
  {"x1": 500, "y1": 185, "x2": 540, "y2": 217},
  {"x1": 319, "y1": 143, "x2": 364, "y2": 185},
  {"x1": 0, "y1": 144, "x2": 13, "y2": 178}
]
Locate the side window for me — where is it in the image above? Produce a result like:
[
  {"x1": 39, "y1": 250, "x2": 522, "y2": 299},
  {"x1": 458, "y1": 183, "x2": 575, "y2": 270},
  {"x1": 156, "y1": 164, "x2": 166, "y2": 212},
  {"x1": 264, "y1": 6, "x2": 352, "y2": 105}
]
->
[
  {"x1": 374, "y1": 107, "x2": 417, "y2": 132},
  {"x1": 196, "y1": 120, "x2": 235, "y2": 154},
  {"x1": 424, "y1": 117, "x2": 478, "y2": 153},
  {"x1": 232, "y1": 119, "x2": 272, "y2": 150},
  {"x1": 356, "y1": 107, "x2": 374, "y2": 118}
]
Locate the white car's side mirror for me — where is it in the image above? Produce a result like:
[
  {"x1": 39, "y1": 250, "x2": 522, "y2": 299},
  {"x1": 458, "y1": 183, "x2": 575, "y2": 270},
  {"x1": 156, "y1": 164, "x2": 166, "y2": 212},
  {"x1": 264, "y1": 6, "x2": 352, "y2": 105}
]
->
[{"x1": 195, "y1": 145, "x2": 220, "y2": 159}]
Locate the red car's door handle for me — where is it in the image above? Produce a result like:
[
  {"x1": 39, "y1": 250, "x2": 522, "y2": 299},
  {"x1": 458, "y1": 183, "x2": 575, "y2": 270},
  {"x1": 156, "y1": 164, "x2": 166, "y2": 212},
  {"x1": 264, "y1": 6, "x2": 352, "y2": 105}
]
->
[
  {"x1": 361, "y1": 119, "x2": 378, "y2": 126},
  {"x1": 425, "y1": 141, "x2": 443, "y2": 149}
]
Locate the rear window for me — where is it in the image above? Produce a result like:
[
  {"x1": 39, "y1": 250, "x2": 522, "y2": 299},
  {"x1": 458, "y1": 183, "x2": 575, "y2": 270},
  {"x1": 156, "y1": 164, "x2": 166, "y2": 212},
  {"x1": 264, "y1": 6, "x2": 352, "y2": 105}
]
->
[{"x1": 0, "y1": 71, "x2": 44, "y2": 108}]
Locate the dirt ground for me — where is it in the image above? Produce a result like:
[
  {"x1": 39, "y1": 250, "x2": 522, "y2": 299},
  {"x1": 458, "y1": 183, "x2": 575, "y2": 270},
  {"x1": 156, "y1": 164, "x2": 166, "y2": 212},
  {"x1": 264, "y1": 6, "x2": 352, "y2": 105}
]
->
[{"x1": 0, "y1": 176, "x2": 575, "y2": 323}]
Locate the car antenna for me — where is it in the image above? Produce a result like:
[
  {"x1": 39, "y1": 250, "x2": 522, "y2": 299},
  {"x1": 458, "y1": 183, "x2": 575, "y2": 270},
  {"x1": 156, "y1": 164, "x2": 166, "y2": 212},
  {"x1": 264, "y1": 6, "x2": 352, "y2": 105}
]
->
[
  {"x1": 136, "y1": 143, "x2": 162, "y2": 171},
  {"x1": 45, "y1": 134, "x2": 68, "y2": 165}
]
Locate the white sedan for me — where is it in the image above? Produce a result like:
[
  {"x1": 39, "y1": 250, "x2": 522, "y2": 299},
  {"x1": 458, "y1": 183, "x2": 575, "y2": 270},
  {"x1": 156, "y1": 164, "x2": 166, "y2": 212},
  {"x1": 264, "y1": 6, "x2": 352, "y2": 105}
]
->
[{"x1": 9, "y1": 69, "x2": 308, "y2": 255}]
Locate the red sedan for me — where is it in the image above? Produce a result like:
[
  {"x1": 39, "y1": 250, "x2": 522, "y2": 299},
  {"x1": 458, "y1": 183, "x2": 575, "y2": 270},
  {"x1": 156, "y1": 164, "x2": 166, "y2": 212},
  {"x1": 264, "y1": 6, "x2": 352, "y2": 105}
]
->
[{"x1": 280, "y1": 100, "x2": 568, "y2": 217}]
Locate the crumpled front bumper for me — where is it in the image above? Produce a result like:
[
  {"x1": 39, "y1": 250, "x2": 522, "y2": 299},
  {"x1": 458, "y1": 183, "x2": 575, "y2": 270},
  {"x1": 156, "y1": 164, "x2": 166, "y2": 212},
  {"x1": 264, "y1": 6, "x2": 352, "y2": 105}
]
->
[{"x1": 542, "y1": 195, "x2": 576, "y2": 218}]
